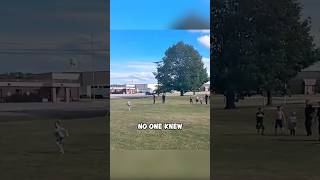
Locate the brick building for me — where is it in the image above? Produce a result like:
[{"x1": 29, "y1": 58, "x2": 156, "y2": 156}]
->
[
  {"x1": 289, "y1": 62, "x2": 320, "y2": 95},
  {"x1": 0, "y1": 72, "x2": 80, "y2": 102}
]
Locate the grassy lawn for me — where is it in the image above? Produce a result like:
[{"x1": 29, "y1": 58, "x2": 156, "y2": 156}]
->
[
  {"x1": 111, "y1": 96, "x2": 210, "y2": 150},
  {"x1": 0, "y1": 111, "x2": 108, "y2": 180},
  {"x1": 212, "y1": 95, "x2": 320, "y2": 180}
]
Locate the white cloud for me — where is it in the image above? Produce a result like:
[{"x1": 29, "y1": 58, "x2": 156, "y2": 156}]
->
[
  {"x1": 111, "y1": 72, "x2": 155, "y2": 84},
  {"x1": 111, "y1": 58, "x2": 210, "y2": 84},
  {"x1": 189, "y1": 29, "x2": 210, "y2": 34},
  {"x1": 197, "y1": 35, "x2": 210, "y2": 49},
  {"x1": 125, "y1": 62, "x2": 156, "y2": 70},
  {"x1": 202, "y1": 57, "x2": 210, "y2": 75},
  {"x1": 111, "y1": 61, "x2": 157, "y2": 84}
]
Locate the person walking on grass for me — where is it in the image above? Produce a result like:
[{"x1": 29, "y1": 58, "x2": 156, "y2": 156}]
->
[
  {"x1": 189, "y1": 96, "x2": 193, "y2": 104},
  {"x1": 305, "y1": 102, "x2": 314, "y2": 136},
  {"x1": 54, "y1": 120, "x2": 69, "y2": 154},
  {"x1": 153, "y1": 94, "x2": 156, "y2": 104},
  {"x1": 205, "y1": 94, "x2": 209, "y2": 105},
  {"x1": 127, "y1": 101, "x2": 132, "y2": 111},
  {"x1": 275, "y1": 106, "x2": 286, "y2": 135},
  {"x1": 196, "y1": 96, "x2": 199, "y2": 104},
  {"x1": 256, "y1": 107, "x2": 265, "y2": 135},
  {"x1": 288, "y1": 112, "x2": 297, "y2": 136},
  {"x1": 317, "y1": 102, "x2": 320, "y2": 141},
  {"x1": 162, "y1": 93, "x2": 166, "y2": 104}
]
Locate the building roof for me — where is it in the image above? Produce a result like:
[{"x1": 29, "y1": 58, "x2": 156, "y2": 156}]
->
[{"x1": 302, "y1": 61, "x2": 320, "y2": 72}]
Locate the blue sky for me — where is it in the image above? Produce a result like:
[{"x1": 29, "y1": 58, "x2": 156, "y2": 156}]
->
[
  {"x1": 111, "y1": 30, "x2": 210, "y2": 84},
  {"x1": 111, "y1": 0, "x2": 210, "y2": 30}
]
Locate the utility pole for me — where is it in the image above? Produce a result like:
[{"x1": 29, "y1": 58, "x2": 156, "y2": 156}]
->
[{"x1": 91, "y1": 33, "x2": 95, "y2": 101}]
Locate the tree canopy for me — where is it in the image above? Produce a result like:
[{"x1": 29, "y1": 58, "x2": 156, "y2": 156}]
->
[
  {"x1": 212, "y1": 0, "x2": 320, "y2": 108},
  {"x1": 154, "y1": 41, "x2": 209, "y2": 96}
]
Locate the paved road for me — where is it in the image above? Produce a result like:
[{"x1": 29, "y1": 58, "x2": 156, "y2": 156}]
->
[
  {"x1": 0, "y1": 100, "x2": 108, "y2": 111},
  {"x1": 111, "y1": 93, "x2": 151, "y2": 99},
  {"x1": 0, "y1": 100, "x2": 109, "y2": 119}
]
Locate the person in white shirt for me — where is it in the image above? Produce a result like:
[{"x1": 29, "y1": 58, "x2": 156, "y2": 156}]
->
[
  {"x1": 127, "y1": 101, "x2": 131, "y2": 111},
  {"x1": 54, "y1": 120, "x2": 69, "y2": 154},
  {"x1": 275, "y1": 106, "x2": 286, "y2": 135}
]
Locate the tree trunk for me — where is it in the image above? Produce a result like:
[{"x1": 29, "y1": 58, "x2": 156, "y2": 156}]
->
[
  {"x1": 225, "y1": 90, "x2": 236, "y2": 109},
  {"x1": 266, "y1": 90, "x2": 272, "y2": 106},
  {"x1": 193, "y1": 91, "x2": 196, "y2": 95},
  {"x1": 180, "y1": 91, "x2": 184, "y2": 96}
]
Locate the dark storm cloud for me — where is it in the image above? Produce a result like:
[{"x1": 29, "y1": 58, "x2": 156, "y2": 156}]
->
[{"x1": 0, "y1": 0, "x2": 109, "y2": 73}]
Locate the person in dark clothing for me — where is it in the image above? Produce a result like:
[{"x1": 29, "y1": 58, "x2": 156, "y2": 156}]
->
[
  {"x1": 305, "y1": 103, "x2": 314, "y2": 136},
  {"x1": 205, "y1": 94, "x2": 209, "y2": 105},
  {"x1": 256, "y1": 107, "x2": 265, "y2": 135},
  {"x1": 189, "y1": 96, "x2": 193, "y2": 104},
  {"x1": 275, "y1": 106, "x2": 286, "y2": 135},
  {"x1": 162, "y1": 94, "x2": 166, "y2": 103},
  {"x1": 317, "y1": 102, "x2": 320, "y2": 140},
  {"x1": 153, "y1": 94, "x2": 156, "y2": 104}
]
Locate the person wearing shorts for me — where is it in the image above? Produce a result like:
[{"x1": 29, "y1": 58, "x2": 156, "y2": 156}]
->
[
  {"x1": 256, "y1": 107, "x2": 265, "y2": 135},
  {"x1": 127, "y1": 101, "x2": 131, "y2": 111},
  {"x1": 275, "y1": 106, "x2": 285, "y2": 135},
  {"x1": 54, "y1": 120, "x2": 69, "y2": 154}
]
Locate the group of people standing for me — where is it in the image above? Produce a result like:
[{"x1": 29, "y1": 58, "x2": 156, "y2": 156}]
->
[
  {"x1": 189, "y1": 94, "x2": 210, "y2": 105},
  {"x1": 153, "y1": 94, "x2": 166, "y2": 104},
  {"x1": 255, "y1": 101, "x2": 320, "y2": 140},
  {"x1": 151, "y1": 93, "x2": 210, "y2": 105}
]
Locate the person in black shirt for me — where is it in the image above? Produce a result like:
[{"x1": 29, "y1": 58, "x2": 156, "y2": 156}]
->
[
  {"x1": 256, "y1": 107, "x2": 265, "y2": 135},
  {"x1": 317, "y1": 102, "x2": 320, "y2": 140},
  {"x1": 305, "y1": 102, "x2": 314, "y2": 136},
  {"x1": 162, "y1": 93, "x2": 166, "y2": 103},
  {"x1": 205, "y1": 94, "x2": 209, "y2": 105},
  {"x1": 153, "y1": 94, "x2": 156, "y2": 104}
]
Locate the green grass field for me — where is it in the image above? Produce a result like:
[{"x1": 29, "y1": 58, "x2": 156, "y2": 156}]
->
[
  {"x1": 111, "y1": 96, "x2": 210, "y2": 150},
  {"x1": 212, "y1": 95, "x2": 320, "y2": 180},
  {"x1": 0, "y1": 110, "x2": 108, "y2": 180}
]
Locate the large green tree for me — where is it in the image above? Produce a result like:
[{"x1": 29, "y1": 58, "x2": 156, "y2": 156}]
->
[
  {"x1": 154, "y1": 42, "x2": 209, "y2": 96},
  {"x1": 212, "y1": 0, "x2": 319, "y2": 109}
]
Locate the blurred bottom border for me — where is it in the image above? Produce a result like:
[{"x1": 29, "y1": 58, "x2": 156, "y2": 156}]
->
[{"x1": 111, "y1": 150, "x2": 210, "y2": 180}]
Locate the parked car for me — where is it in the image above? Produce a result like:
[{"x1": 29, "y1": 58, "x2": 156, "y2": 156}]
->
[{"x1": 145, "y1": 92, "x2": 153, "y2": 95}]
